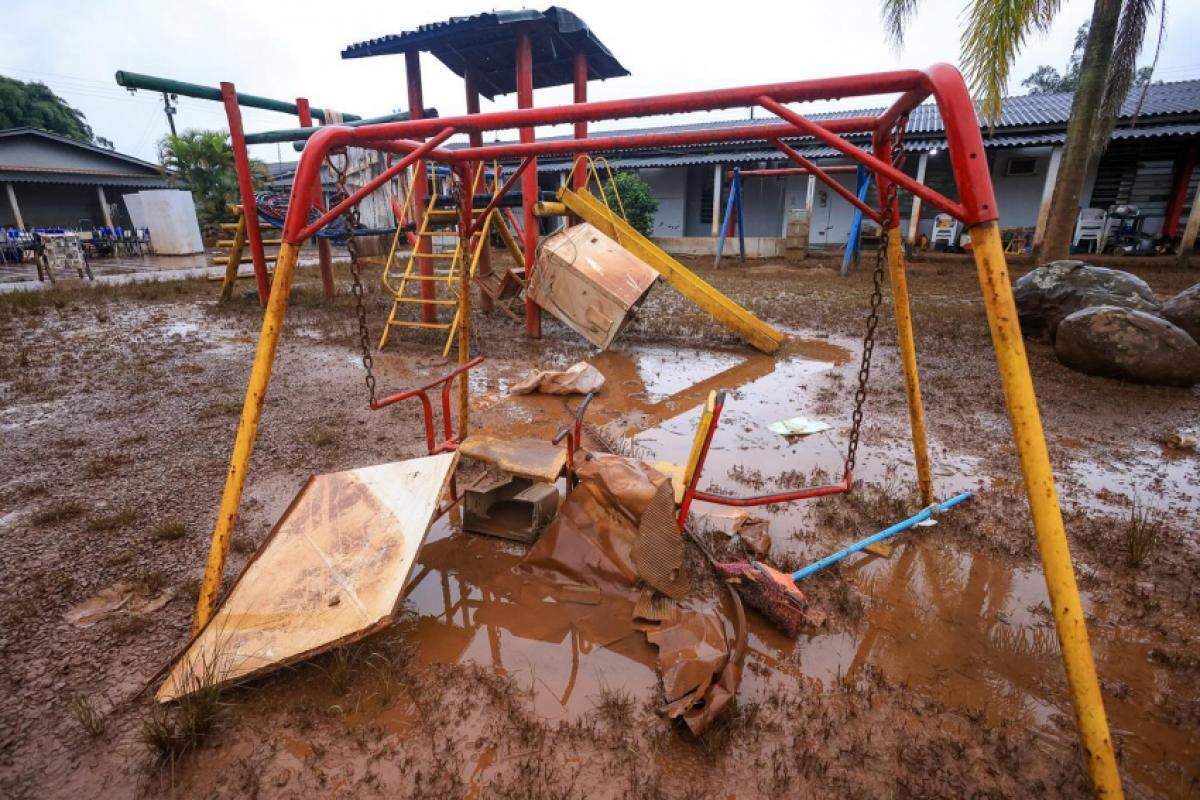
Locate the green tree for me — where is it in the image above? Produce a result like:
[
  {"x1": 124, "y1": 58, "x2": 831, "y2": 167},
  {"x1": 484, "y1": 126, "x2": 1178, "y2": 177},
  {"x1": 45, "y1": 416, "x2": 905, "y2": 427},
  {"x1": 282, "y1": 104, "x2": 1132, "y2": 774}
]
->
[
  {"x1": 0, "y1": 75, "x2": 93, "y2": 142},
  {"x1": 881, "y1": 0, "x2": 1167, "y2": 262},
  {"x1": 602, "y1": 172, "x2": 659, "y2": 238},
  {"x1": 159, "y1": 130, "x2": 266, "y2": 236},
  {"x1": 1022, "y1": 23, "x2": 1155, "y2": 95}
]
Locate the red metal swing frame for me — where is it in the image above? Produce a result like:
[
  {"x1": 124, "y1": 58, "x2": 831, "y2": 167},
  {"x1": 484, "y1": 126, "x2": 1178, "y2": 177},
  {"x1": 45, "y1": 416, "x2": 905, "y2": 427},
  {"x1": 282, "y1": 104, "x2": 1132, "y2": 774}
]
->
[
  {"x1": 276, "y1": 63, "x2": 996, "y2": 256},
  {"x1": 201, "y1": 62, "x2": 1121, "y2": 796}
]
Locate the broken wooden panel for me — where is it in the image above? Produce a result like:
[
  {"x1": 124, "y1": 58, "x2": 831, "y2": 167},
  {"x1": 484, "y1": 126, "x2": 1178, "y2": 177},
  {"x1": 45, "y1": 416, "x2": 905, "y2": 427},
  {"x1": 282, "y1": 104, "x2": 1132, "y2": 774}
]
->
[
  {"x1": 529, "y1": 222, "x2": 658, "y2": 350},
  {"x1": 156, "y1": 452, "x2": 457, "y2": 702},
  {"x1": 458, "y1": 434, "x2": 567, "y2": 483}
]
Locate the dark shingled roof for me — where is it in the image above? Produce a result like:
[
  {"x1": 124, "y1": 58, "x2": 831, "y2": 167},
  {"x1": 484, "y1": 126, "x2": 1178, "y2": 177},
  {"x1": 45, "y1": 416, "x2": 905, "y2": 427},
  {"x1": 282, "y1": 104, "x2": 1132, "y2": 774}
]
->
[{"x1": 340, "y1": 7, "x2": 629, "y2": 101}]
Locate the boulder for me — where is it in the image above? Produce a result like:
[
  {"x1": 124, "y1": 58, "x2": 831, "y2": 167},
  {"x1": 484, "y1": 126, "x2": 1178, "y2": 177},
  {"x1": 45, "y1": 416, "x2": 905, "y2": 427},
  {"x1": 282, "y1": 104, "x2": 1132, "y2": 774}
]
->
[
  {"x1": 1013, "y1": 261, "x2": 1160, "y2": 340},
  {"x1": 1162, "y1": 283, "x2": 1200, "y2": 343},
  {"x1": 1054, "y1": 306, "x2": 1200, "y2": 387}
]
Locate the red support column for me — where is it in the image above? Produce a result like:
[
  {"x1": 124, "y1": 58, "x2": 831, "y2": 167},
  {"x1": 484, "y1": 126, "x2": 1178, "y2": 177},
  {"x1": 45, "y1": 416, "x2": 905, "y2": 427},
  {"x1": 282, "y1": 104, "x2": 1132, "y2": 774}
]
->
[
  {"x1": 297, "y1": 97, "x2": 335, "y2": 297},
  {"x1": 220, "y1": 82, "x2": 270, "y2": 306},
  {"x1": 518, "y1": 30, "x2": 540, "y2": 337},
  {"x1": 1164, "y1": 142, "x2": 1197, "y2": 240},
  {"x1": 406, "y1": 50, "x2": 437, "y2": 323},
  {"x1": 465, "y1": 68, "x2": 494, "y2": 312},
  {"x1": 572, "y1": 50, "x2": 588, "y2": 192}
]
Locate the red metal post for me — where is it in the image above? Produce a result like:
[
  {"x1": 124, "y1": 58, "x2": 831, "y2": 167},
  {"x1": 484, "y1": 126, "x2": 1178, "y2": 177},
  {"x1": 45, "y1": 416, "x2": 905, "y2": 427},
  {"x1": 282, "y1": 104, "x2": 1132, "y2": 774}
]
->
[
  {"x1": 293, "y1": 132, "x2": 454, "y2": 242},
  {"x1": 220, "y1": 82, "x2": 270, "y2": 306},
  {"x1": 772, "y1": 140, "x2": 883, "y2": 225},
  {"x1": 298, "y1": 97, "x2": 335, "y2": 297},
  {"x1": 1164, "y1": 142, "x2": 1198, "y2": 239},
  {"x1": 406, "y1": 50, "x2": 437, "y2": 323},
  {"x1": 444, "y1": 118, "x2": 876, "y2": 164},
  {"x1": 464, "y1": 67, "x2": 494, "y2": 311},
  {"x1": 299, "y1": 70, "x2": 924, "y2": 144},
  {"x1": 465, "y1": 158, "x2": 534, "y2": 239},
  {"x1": 572, "y1": 50, "x2": 588, "y2": 192},
  {"x1": 517, "y1": 29, "x2": 540, "y2": 337},
  {"x1": 760, "y1": 96, "x2": 967, "y2": 223}
]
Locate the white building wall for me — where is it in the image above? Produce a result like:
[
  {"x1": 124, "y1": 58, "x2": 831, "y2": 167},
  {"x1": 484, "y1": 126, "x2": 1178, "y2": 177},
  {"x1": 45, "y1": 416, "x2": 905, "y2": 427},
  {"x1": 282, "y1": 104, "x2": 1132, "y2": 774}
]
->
[
  {"x1": 638, "y1": 167, "x2": 686, "y2": 237},
  {"x1": 989, "y1": 146, "x2": 1055, "y2": 229}
]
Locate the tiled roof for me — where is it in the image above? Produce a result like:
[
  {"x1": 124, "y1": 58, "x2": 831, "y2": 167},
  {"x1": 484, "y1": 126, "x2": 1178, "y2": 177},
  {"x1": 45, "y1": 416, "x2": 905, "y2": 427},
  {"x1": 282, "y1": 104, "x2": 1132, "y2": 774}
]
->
[{"x1": 341, "y1": 7, "x2": 629, "y2": 100}]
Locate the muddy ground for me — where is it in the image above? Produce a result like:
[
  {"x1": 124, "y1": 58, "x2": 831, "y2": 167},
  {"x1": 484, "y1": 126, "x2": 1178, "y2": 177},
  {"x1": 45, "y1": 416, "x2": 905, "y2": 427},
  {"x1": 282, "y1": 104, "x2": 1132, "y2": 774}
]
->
[{"x1": 0, "y1": 252, "x2": 1197, "y2": 798}]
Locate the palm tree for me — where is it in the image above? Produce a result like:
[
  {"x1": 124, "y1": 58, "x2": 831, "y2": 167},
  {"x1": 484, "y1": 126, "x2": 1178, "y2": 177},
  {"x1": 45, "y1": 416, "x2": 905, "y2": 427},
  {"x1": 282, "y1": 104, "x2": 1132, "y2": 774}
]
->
[
  {"x1": 881, "y1": 0, "x2": 1166, "y2": 262},
  {"x1": 159, "y1": 130, "x2": 267, "y2": 238}
]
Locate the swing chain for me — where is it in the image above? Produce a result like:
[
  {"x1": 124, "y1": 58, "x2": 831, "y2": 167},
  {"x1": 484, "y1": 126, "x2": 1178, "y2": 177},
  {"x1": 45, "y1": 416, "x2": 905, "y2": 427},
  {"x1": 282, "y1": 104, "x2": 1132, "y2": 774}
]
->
[
  {"x1": 333, "y1": 151, "x2": 378, "y2": 407},
  {"x1": 846, "y1": 119, "x2": 906, "y2": 472}
]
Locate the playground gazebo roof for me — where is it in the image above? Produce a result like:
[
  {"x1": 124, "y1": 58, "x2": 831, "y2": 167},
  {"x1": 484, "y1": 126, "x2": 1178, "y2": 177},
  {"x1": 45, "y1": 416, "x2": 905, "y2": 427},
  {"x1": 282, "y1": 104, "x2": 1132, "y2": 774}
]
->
[{"x1": 340, "y1": 6, "x2": 629, "y2": 100}]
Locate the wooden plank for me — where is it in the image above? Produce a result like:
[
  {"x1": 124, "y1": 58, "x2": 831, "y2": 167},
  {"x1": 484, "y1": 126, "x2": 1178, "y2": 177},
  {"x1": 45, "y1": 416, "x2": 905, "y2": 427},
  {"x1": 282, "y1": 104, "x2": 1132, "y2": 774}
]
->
[
  {"x1": 558, "y1": 188, "x2": 785, "y2": 354},
  {"x1": 458, "y1": 435, "x2": 567, "y2": 483},
  {"x1": 156, "y1": 453, "x2": 458, "y2": 701}
]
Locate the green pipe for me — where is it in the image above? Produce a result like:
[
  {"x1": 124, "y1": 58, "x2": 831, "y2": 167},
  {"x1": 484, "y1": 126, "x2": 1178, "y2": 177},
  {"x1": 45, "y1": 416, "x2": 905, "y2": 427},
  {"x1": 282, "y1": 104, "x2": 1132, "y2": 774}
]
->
[
  {"x1": 246, "y1": 109, "x2": 439, "y2": 145},
  {"x1": 113, "y1": 70, "x2": 361, "y2": 122}
]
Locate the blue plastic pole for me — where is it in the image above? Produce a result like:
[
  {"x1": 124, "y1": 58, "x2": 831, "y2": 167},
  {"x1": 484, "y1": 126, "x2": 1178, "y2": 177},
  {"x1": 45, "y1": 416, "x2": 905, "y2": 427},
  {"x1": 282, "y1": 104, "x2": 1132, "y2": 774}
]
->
[
  {"x1": 714, "y1": 167, "x2": 741, "y2": 266},
  {"x1": 840, "y1": 165, "x2": 873, "y2": 276},
  {"x1": 734, "y1": 170, "x2": 746, "y2": 262},
  {"x1": 791, "y1": 492, "x2": 973, "y2": 581}
]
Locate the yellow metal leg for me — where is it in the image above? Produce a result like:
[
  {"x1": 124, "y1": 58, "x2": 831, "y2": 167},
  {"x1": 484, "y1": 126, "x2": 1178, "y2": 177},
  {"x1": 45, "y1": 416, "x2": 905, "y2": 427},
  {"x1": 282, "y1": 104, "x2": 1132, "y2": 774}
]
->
[
  {"x1": 683, "y1": 390, "x2": 719, "y2": 487},
  {"x1": 885, "y1": 228, "x2": 933, "y2": 505},
  {"x1": 220, "y1": 207, "x2": 248, "y2": 301},
  {"x1": 194, "y1": 241, "x2": 301, "y2": 633},
  {"x1": 969, "y1": 222, "x2": 1123, "y2": 798}
]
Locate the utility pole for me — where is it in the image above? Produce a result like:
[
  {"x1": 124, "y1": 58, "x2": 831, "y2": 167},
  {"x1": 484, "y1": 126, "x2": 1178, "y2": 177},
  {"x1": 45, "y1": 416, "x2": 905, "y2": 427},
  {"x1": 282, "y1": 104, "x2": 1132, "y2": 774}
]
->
[{"x1": 162, "y1": 92, "x2": 178, "y2": 137}]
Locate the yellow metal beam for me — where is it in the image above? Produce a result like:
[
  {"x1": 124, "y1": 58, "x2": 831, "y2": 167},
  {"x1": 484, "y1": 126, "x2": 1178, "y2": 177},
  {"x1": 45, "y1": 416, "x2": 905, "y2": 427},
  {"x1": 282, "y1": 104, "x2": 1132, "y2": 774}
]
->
[
  {"x1": 219, "y1": 210, "x2": 249, "y2": 301},
  {"x1": 557, "y1": 187, "x2": 785, "y2": 354},
  {"x1": 969, "y1": 221, "x2": 1122, "y2": 798},
  {"x1": 533, "y1": 201, "x2": 568, "y2": 217},
  {"x1": 217, "y1": 238, "x2": 283, "y2": 248},
  {"x1": 885, "y1": 228, "x2": 932, "y2": 504},
  {"x1": 195, "y1": 241, "x2": 302, "y2": 632},
  {"x1": 683, "y1": 390, "x2": 718, "y2": 487}
]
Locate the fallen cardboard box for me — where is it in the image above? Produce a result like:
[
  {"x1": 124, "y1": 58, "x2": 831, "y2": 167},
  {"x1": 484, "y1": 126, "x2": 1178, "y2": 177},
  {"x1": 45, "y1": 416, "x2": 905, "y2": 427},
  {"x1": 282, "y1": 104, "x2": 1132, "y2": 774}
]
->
[
  {"x1": 529, "y1": 222, "x2": 658, "y2": 350},
  {"x1": 157, "y1": 452, "x2": 457, "y2": 702}
]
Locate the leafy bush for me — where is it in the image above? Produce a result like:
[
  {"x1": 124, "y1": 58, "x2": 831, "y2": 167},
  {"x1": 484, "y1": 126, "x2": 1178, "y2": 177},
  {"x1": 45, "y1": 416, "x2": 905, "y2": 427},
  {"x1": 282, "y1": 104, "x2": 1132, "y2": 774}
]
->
[
  {"x1": 158, "y1": 131, "x2": 267, "y2": 238},
  {"x1": 601, "y1": 172, "x2": 659, "y2": 238}
]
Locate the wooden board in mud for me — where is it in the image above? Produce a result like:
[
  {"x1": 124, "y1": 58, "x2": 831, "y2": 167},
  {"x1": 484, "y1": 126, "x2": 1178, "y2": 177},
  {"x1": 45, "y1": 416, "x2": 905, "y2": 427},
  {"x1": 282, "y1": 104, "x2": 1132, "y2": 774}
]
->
[{"x1": 156, "y1": 452, "x2": 457, "y2": 702}]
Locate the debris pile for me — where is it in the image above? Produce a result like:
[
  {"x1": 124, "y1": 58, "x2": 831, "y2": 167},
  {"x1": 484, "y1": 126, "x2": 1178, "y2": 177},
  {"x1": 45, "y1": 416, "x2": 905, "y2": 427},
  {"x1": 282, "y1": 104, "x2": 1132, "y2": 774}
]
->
[{"x1": 520, "y1": 453, "x2": 742, "y2": 734}]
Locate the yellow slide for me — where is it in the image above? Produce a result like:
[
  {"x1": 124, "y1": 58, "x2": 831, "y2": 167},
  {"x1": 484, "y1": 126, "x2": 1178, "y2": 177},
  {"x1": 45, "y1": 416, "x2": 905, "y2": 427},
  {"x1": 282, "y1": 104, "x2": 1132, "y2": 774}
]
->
[{"x1": 556, "y1": 187, "x2": 786, "y2": 354}]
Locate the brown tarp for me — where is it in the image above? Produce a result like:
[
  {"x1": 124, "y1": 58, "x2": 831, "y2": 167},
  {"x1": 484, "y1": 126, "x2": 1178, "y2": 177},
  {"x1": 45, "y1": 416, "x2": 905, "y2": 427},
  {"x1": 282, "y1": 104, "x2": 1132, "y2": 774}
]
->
[{"x1": 519, "y1": 452, "x2": 740, "y2": 733}]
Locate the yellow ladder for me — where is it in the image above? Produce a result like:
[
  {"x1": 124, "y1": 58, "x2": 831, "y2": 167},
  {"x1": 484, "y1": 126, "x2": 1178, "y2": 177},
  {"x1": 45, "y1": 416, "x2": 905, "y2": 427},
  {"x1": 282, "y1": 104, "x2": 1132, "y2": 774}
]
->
[
  {"x1": 212, "y1": 204, "x2": 281, "y2": 300},
  {"x1": 378, "y1": 201, "x2": 464, "y2": 353},
  {"x1": 378, "y1": 163, "x2": 530, "y2": 353}
]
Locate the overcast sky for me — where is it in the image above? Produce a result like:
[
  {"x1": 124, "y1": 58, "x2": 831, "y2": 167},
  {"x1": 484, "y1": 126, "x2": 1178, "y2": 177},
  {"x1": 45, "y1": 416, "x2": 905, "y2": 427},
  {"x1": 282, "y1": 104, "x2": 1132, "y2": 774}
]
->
[{"x1": 3, "y1": 0, "x2": 1197, "y2": 164}]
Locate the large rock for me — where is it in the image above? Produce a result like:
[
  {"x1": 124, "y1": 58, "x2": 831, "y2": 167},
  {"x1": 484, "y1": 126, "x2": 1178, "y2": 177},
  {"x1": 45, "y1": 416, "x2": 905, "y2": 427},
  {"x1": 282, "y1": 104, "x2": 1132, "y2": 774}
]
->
[
  {"x1": 1013, "y1": 261, "x2": 1161, "y2": 340},
  {"x1": 1162, "y1": 283, "x2": 1200, "y2": 343},
  {"x1": 1055, "y1": 306, "x2": 1200, "y2": 386}
]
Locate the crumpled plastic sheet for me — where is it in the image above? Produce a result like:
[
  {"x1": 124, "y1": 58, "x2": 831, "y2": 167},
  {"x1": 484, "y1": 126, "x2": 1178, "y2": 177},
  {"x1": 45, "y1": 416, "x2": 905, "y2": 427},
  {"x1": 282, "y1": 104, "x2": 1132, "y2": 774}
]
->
[{"x1": 509, "y1": 361, "x2": 605, "y2": 396}]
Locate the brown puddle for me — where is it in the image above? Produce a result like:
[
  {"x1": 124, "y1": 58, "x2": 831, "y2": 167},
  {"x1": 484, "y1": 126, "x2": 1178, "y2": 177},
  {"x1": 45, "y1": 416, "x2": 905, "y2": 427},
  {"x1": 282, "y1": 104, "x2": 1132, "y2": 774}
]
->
[{"x1": 373, "y1": 334, "x2": 1194, "y2": 793}]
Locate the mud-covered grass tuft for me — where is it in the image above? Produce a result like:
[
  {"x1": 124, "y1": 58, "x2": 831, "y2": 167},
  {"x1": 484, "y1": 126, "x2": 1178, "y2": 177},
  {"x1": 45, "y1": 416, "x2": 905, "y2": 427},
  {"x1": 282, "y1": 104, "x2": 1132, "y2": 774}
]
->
[
  {"x1": 86, "y1": 508, "x2": 138, "y2": 532},
  {"x1": 32, "y1": 500, "x2": 86, "y2": 525},
  {"x1": 150, "y1": 520, "x2": 188, "y2": 542},
  {"x1": 591, "y1": 681, "x2": 635, "y2": 727},
  {"x1": 66, "y1": 692, "x2": 106, "y2": 738},
  {"x1": 84, "y1": 454, "x2": 129, "y2": 479},
  {"x1": 1123, "y1": 497, "x2": 1164, "y2": 568},
  {"x1": 139, "y1": 650, "x2": 228, "y2": 767}
]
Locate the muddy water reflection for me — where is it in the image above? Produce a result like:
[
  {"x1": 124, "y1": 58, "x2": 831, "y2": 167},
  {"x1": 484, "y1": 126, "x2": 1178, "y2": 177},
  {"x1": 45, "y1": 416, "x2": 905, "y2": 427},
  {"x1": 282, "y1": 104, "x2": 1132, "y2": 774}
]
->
[
  {"x1": 404, "y1": 337, "x2": 1195, "y2": 793},
  {"x1": 405, "y1": 516, "x2": 663, "y2": 720}
]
